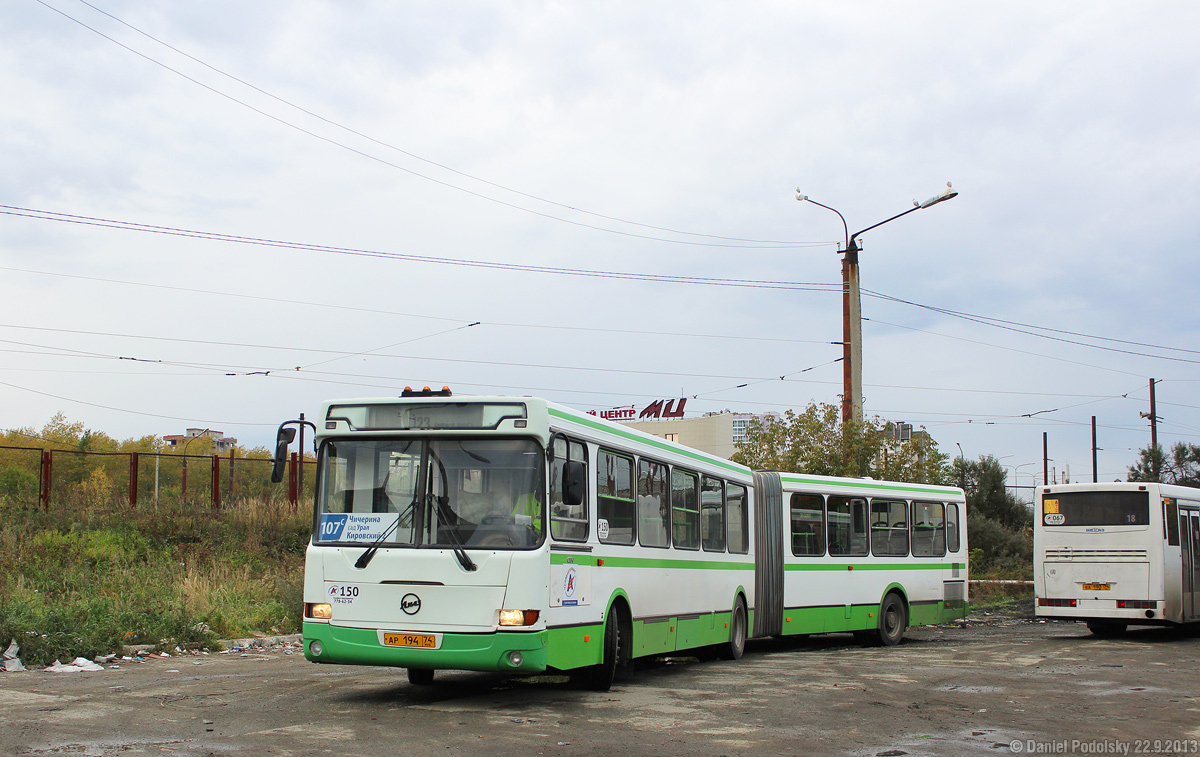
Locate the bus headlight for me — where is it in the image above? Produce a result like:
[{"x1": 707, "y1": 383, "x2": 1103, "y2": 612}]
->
[
  {"x1": 306, "y1": 603, "x2": 333, "y2": 620},
  {"x1": 309, "y1": 640, "x2": 324, "y2": 657},
  {"x1": 498, "y1": 609, "x2": 540, "y2": 626}
]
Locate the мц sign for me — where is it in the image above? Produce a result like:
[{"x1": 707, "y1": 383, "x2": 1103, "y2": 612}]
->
[{"x1": 589, "y1": 398, "x2": 687, "y2": 422}]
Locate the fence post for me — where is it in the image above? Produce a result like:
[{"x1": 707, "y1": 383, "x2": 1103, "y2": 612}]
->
[
  {"x1": 130, "y1": 452, "x2": 139, "y2": 508},
  {"x1": 288, "y1": 451, "x2": 299, "y2": 508},
  {"x1": 228, "y1": 448, "x2": 234, "y2": 502},
  {"x1": 211, "y1": 454, "x2": 220, "y2": 510},
  {"x1": 40, "y1": 449, "x2": 52, "y2": 509},
  {"x1": 182, "y1": 456, "x2": 188, "y2": 503}
]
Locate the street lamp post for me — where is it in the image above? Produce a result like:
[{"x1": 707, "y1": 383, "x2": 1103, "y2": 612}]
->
[
  {"x1": 797, "y1": 183, "x2": 958, "y2": 424},
  {"x1": 181, "y1": 428, "x2": 211, "y2": 504}
]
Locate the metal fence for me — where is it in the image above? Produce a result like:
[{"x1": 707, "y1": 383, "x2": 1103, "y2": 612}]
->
[{"x1": 0, "y1": 445, "x2": 314, "y2": 509}]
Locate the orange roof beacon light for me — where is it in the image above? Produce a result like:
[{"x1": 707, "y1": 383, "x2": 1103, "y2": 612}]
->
[{"x1": 401, "y1": 386, "x2": 453, "y2": 397}]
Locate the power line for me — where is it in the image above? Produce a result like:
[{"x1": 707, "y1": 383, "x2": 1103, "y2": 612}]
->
[
  {"x1": 0, "y1": 321, "x2": 1167, "y2": 406},
  {"x1": 39, "y1": 0, "x2": 829, "y2": 251},
  {"x1": 6, "y1": 207, "x2": 1190, "y2": 369},
  {"x1": 0, "y1": 265, "x2": 838, "y2": 346},
  {"x1": 867, "y1": 318, "x2": 1149, "y2": 378},
  {"x1": 0, "y1": 379, "x2": 272, "y2": 427},
  {"x1": 69, "y1": 0, "x2": 815, "y2": 248},
  {"x1": 0, "y1": 205, "x2": 841, "y2": 290},
  {"x1": 865, "y1": 288, "x2": 1200, "y2": 361}
]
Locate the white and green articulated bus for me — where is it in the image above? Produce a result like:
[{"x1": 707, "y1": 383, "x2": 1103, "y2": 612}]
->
[
  {"x1": 274, "y1": 390, "x2": 969, "y2": 689},
  {"x1": 772, "y1": 473, "x2": 969, "y2": 643},
  {"x1": 1035, "y1": 482, "x2": 1200, "y2": 636}
]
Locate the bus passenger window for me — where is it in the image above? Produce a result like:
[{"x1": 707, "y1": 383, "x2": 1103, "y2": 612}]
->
[
  {"x1": 1165, "y1": 498, "x2": 1179, "y2": 546},
  {"x1": 550, "y1": 438, "x2": 588, "y2": 542},
  {"x1": 596, "y1": 449, "x2": 635, "y2": 545},
  {"x1": 701, "y1": 476, "x2": 726, "y2": 552},
  {"x1": 790, "y1": 493, "x2": 825, "y2": 556},
  {"x1": 638, "y1": 459, "x2": 669, "y2": 548},
  {"x1": 946, "y1": 504, "x2": 960, "y2": 553},
  {"x1": 672, "y1": 469, "x2": 700, "y2": 550},
  {"x1": 827, "y1": 496, "x2": 867, "y2": 557},
  {"x1": 727, "y1": 484, "x2": 749, "y2": 554},
  {"x1": 870, "y1": 499, "x2": 908, "y2": 557},
  {"x1": 911, "y1": 501, "x2": 945, "y2": 557}
]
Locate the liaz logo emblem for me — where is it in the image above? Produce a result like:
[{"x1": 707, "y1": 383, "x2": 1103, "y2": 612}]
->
[{"x1": 401, "y1": 593, "x2": 422, "y2": 615}]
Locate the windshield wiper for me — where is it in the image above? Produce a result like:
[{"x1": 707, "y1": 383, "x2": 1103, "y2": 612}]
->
[
  {"x1": 426, "y1": 446, "x2": 477, "y2": 572},
  {"x1": 353, "y1": 498, "x2": 415, "y2": 569},
  {"x1": 433, "y1": 493, "x2": 477, "y2": 572}
]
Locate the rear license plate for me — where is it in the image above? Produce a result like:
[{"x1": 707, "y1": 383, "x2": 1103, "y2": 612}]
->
[
  {"x1": 1082, "y1": 583, "x2": 1110, "y2": 591},
  {"x1": 383, "y1": 633, "x2": 437, "y2": 648}
]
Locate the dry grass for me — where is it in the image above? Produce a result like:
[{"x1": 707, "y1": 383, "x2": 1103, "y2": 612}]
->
[{"x1": 0, "y1": 494, "x2": 310, "y2": 665}]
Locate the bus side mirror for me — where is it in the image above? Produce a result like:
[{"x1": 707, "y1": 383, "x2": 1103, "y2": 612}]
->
[
  {"x1": 563, "y1": 460, "x2": 585, "y2": 507},
  {"x1": 270, "y1": 426, "x2": 297, "y2": 484}
]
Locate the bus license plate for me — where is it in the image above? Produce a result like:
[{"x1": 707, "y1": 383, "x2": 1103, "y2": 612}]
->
[
  {"x1": 1082, "y1": 583, "x2": 1110, "y2": 591},
  {"x1": 383, "y1": 633, "x2": 437, "y2": 648}
]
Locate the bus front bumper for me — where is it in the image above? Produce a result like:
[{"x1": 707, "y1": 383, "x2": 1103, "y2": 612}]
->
[{"x1": 302, "y1": 621, "x2": 549, "y2": 673}]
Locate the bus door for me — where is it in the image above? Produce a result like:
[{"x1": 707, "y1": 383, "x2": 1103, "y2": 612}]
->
[
  {"x1": 1184, "y1": 509, "x2": 1200, "y2": 621},
  {"x1": 943, "y1": 502, "x2": 967, "y2": 615},
  {"x1": 548, "y1": 436, "x2": 592, "y2": 612}
]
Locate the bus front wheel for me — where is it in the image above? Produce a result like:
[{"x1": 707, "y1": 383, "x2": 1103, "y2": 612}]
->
[{"x1": 585, "y1": 609, "x2": 627, "y2": 691}]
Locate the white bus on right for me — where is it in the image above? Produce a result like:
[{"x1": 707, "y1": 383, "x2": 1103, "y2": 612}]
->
[{"x1": 1035, "y1": 482, "x2": 1200, "y2": 636}]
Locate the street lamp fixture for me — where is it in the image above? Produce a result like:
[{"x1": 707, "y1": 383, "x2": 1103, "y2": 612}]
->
[{"x1": 797, "y1": 183, "x2": 958, "y2": 424}]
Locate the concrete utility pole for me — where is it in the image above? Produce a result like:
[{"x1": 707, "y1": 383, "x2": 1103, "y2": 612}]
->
[
  {"x1": 1140, "y1": 378, "x2": 1160, "y2": 450},
  {"x1": 1043, "y1": 432, "x2": 1049, "y2": 489},
  {"x1": 797, "y1": 184, "x2": 958, "y2": 424}
]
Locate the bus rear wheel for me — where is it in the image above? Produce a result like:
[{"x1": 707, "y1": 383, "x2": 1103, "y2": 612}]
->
[
  {"x1": 407, "y1": 668, "x2": 434, "y2": 685},
  {"x1": 1086, "y1": 620, "x2": 1128, "y2": 638},
  {"x1": 719, "y1": 599, "x2": 747, "y2": 661},
  {"x1": 876, "y1": 593, "x2": 908, "y2": 647}
]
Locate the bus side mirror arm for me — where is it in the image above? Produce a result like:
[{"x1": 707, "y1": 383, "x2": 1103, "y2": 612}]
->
[
  {"x1": 270, "y1": 419, "x2": 316, "y2": 483},
  {"x1": 546, "y1": 431, "x2": 567, "y2": 462}
]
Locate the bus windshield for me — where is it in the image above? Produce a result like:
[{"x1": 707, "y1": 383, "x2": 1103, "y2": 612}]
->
[
  {"x1": 315, "y1": 438, "x2": 545, "y2": 549},
  {"x1": 1043, "y1": 490, "x2": 1150, "y2": 527}
]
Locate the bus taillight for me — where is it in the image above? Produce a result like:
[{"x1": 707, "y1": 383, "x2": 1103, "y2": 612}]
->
[
  {"x1": 1116, "y1": 600, "x2": 1155, "y2": 609},
  {"x1": 1038, "y1": 598, "x2": 1077, "y2": 607}
]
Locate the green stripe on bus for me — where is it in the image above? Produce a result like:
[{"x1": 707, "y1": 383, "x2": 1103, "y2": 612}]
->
[
  {"x1": 547, "y1": 407, "x2": 751, "y2": 477},
  {"x1": 778, "y1": 474, "x2": 961, "y2": 497},
  {"x1": 784, "y1": 562, "x2": 964, "y2": 571},
  {"x1": 551, "y1": 552, "x2": 754, "y2": 571}
]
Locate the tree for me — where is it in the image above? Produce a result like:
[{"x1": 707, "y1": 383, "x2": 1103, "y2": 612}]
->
[
  {"x1": 731, "y1": 402, "x2": 950, "y2": 485},
  {"x1": 952, "y1": 454, "x2": 1032, "y2": 575},
  {"x1": 1128, "y1": 442, "x2": 1200, "y2": 488},
  {"x1": 953, "y1": 455, "x2": 1031, "y2": 531}
]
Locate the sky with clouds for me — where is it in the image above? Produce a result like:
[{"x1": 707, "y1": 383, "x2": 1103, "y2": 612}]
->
[{"x1": 3, "y1": 1, "x2": 1198, "y2": 490}]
